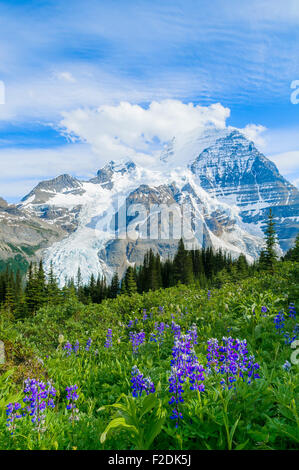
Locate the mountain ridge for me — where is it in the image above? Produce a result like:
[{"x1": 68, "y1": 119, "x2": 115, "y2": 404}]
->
[{"x1": 1, "y1": 127, "x2": 297, "y2": 283}]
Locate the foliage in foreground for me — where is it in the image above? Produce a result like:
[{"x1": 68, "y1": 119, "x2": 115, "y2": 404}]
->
[{"x1": 0, "y1": 262, "x2": 298, "y2": 450}]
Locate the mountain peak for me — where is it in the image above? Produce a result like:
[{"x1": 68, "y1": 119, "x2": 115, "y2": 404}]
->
[
  {"x1": 0, "y1": 197, "x2": 8, "y2": 208},
  {"x1": 89, "y1": 159, "x2": 136, "y2": 187},
  {"x1": 21, "y1": 174, "x2": 82, "y2": 204}
]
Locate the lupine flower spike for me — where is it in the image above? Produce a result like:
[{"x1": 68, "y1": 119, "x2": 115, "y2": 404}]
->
[{"x1": 66, "y1": 385, "x2": 79, "y2": 422}]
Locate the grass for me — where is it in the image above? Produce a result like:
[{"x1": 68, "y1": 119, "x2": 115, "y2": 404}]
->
[{"x1": 0, "y1": 262, "x2": 298, "y2": 450}]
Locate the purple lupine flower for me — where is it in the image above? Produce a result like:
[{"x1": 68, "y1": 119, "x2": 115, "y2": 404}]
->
[
  {"x1": 23, "y1": 378, "x2": 56, "y2": 431},
  {"x1": 73, "y1": 340, "x2": 80, "y2": 355},
  {"x1": 131, "y1": 366, "x2": 155, "y2": 397},
  {"x1": 187, "y1": 324, "x2": 198, "y2": 345},
  {"x1": 142, "y1": 309, "x2": 148, "y2": 322},
  {"x1": 127, "y1": 320, "x2": 134, "y2": 329},
  {"x1": 150, "y1": 332, "x2": 157, "y2": 343},
  {"x1": 85, "y1": 338, "x2": 92, "y2": 352},
  {"x1": 129, "y1": 331, "x2": 146, "y2": 354},
  {"x1": 105, "y1": 328, "x2": 113, "y2": 348},
  {"x1": 168, "y1": 333, "x2": 205, "y2": 427},
  {"x1": 64, "y1": 341, "x2": 73, "y2": 356},
  {"x1": 274, "y1": 311, "x2": 285, "y2": 334},
  {"x1": 66, "y1": 385, "x2": 79, "y2": 421},
  {"x1": 289, "y1": 303, "x2": 296, "y2": 319},
  {"x1": 171, "y1": 321, "x2": 181, "y2": 339},
  {"x1": 261, "y1": 306, "x2": 267, "y2": 313},
  {"x1": 152, "y1": 322, "x2": 168, "y2": 345},
  {"x1": 6, "y1": 402, "x2": 23, "y2": 435},
  {"x1": 282, "y1": 360, "x2": 291, "y2": 371},
  {"x1": 206, "y1": 337, "x2": 260, "y2": 389},
  {"x1": 283, "y1": 322, "x2": 299, "y2": 345}
]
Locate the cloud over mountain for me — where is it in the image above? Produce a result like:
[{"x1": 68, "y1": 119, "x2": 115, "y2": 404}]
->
[{"x1": 59, "y1": 100, "x2": 231, "y2": 168}]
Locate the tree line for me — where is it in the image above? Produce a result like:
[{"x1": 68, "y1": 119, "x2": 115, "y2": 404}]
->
[{"x1": 0, "y1": 210, "x2": 298, "y2": 316}]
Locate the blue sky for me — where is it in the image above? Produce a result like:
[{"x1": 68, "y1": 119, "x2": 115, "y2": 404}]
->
[{"x1": 0, "y1": 0, "x2": 298, "y2": 202}]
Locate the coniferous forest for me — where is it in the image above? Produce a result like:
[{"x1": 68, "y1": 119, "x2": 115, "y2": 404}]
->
[
  {"x1": 0, "y1": 243, "x2": 255, "y2": 315},
  {"x1": 0, "y1": 212, "x2": 298, "y2": 450}
]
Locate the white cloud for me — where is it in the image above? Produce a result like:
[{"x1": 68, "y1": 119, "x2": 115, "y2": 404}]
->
[
  {"x1": 59, "y1": 100, "x2": 230, "y2": 167},
  {"x1": 241, "y1": 124, "x2": 267, "y2": 149},
  {"x1": 0, "y1": 98, "x2": 298, "y2": 201},
  {"x1": 55, "y1": 72, "x2": 76, "y2": 83},
  {"x1": 269, "y1": 150, "x2": 299, "y2": 188},
  {"x1": 270, "y1": 150, "x2": 299, "y2": 173},
  {"x1": 291, "y1": 177, "x2": 299, "y2": 189},
  {"x1": 0, "y1": 143, "x2": 100, "y2": 201}
]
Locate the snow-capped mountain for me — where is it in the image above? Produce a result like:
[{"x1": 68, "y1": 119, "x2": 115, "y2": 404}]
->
[
  {"x1": 0, "y1": 196, "x2": 64, "y2": 270},
  {"x1": 189, "y1": 130, "x2": 299, "y2": 251},
  {"x1": 4, "y1": 127, "x2": 298, "y2": 284}
]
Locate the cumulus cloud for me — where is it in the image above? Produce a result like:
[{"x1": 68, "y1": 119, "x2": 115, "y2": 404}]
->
[
  {"x1": 1, "y1": 98, "x2": 298, "y2": 201},
  {"x1": 59, "y1": 100, "x2": 231, "y2": 167},
  {"x1": 241, "y1": 124, "x2": 267, "y2": 149}
]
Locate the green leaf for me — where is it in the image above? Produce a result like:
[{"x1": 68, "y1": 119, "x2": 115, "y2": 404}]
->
[
  {"x1": 235, "y1": 440, "x2": 249, "y2": 450},
  {"x1": 230, "y1": 415, "x2": 241, "y2": 443},
  {"x1": 100, "y1": 417, "x2": 137, "y2": 444},
  {"x1": 140, "y1": 394, "x2": 158, "y2": 419},
  {"x1": 144, "y1": 413, "x2": 166, "y2": 449}
]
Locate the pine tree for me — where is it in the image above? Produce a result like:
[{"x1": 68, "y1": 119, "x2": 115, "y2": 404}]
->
[
  {"x1": 125, "y1": 266, "x2": 137, "y2": 295},
  {"x1": 236, "y1": 254, "x2": 248, "y2": 277},
  {"x1": 147, "y1": 249, "x2": 160, "y2": 291},
  {"x1": 262, "y1": 209, "x2": 278, "y2": 271},
  {"x1": 35, "y1": 260, "x2": 46, "y2": 309},
  {"x1": 89, "y1": 273, "x2": 96, "y2": 303},
  {"x1": 155, "y1": 253, "x2": 163, "y2": 289},
  {"x1": 14, "y1": 292, "x2": 28, "y2": 319},
  {"x1": 120, "y1": 278, "x2": 127, "y2": 295},
  {"x1": 47, "y1": 261, "x2": 60, "y2": 304},
  {"x1": 283, "y1": 233, "x2": 299, "y2": 262},
  {"x1": 4, "y1": 277, "x2": 15, "y2": 313},
  {"x1": 161, "y1": 257, "x2": 174, "y2": 288},
  {"x1": 110, "y1": 272, "x2": 119, "y2": 298},
  {"x1": 173, "y1": 238, "x2": 194, "y2": 285},
  {"x1": 25, "y1": 262, "x2": 38, "y2": 314},
  {"x1": 191, "y1": 249, "x2": 204, "y2": 279}
]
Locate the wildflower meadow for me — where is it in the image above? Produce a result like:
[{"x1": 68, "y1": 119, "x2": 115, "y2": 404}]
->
[{"x1": 0, "y1": 262, "x2": 298, "y2": 450}]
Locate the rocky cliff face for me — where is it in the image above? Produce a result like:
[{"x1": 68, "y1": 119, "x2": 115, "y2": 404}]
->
[
  {"x1": 0, "y1": 197, "x2": 65, "y2": 272},
  {"x1": 20, "y1": 174, "x2": 85, "y2": 233},
  {"x1": 189, "y1": 130, "x2": 299, "y2": 251},
  {"x1": 1, "y1": 127, "x2": 298, "y2": 283}
]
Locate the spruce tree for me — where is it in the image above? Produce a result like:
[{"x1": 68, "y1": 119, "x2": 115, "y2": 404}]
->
[
  {"x1": 120, "y1": 278, "x2": 127, "y2": 295},
  {"x1": 36, "y1": 260, "x2": 46, "y2": 309},
  {"x1": 161, "y1": 257, "x2": 174, "y2": 288},
  {"x1": 47, "y1": 261, "x2": 60, "y2": 304},
  {"x1": 155, "y1": 253, "x2": 163, "y2": 289},
  {"x1": 25, "y1": 262, "x2": 38, "y2": 314},
  {"x1": 283, "y1": 233, "x2": 299, "y2": 262},
  {"x1": 262, "y1": 209, "x2": 278, "y2": 271},
  {"x1": 125, "y1": 266, "x2": 137, "y2": 295},
  {"x1": 110, "y1": 272, "x2": 120, "y2": 298},
  {"x1": 4, "y1": 277, "x2": 15, "y2": 313},
  {"x1": 173, "y1": 238, "x2": 194, "y2": 285},
  {"x1": 236, "y1": 254, "x2": 248, "y2": 277},
  {"x1": 147, "y1": 249, "x2": 160, "y2": 291}
]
